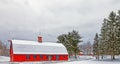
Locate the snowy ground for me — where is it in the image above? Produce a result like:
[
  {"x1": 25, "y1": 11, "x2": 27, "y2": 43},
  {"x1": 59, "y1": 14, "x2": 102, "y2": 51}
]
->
[
  {"x1": 0, "y1": 56, "x2": 10, "y2": 62},
  {"x1": 0, "y1": 56, "x2": 120, "y2": 64},
  {"x1": 55, "y1": 60, "x2": 120, "y2": 64}
]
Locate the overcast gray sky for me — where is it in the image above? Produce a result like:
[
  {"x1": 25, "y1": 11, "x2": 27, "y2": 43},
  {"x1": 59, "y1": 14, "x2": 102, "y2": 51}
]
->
[{"x1": 0, "y1": 0, "x2": 120, "y2": 44}]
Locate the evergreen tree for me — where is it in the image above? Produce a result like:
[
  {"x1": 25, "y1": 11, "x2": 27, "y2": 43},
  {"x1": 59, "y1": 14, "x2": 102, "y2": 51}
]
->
[
  {"x1": 104, "y1": 11, "x2": 117, "y2": 60},
  {"x1": 57, "y1": 30, "x2": 82, "y2": 59},
  {"x1": 99, "y1": 11, "x2": 120, "y2": 60},
  {"x1": 116, "y1": 10, "x2": 120, "y2": 55},
  {"x1": 100, "y1": 19, "x2": 109, "y2": 56},
  {"x1": 93, "y1": 33, "x2": 100, "y2": 60}
]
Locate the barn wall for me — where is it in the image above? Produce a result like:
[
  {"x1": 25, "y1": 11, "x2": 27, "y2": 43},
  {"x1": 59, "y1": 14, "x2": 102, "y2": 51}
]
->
[
  {"x1": 10, "y1": 41, "x2": 14, "y2": 62},
  {"x1": 12, "y1": 54, "x2": 68, "y2": 62}
]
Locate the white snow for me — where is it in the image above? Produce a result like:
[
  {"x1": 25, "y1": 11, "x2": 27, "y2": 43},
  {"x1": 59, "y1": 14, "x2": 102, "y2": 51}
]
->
[
  {"x1": 12, "y1": 40, "x2": 68, "y2": 54},
  {"x1": 0, "y1": 56, "x2": 120, "y2": 64},
  {"x1": 12, "y1": 40, "x2": 64, "y2": 47},
  {"x1": 0, "y1": 56, "x2": 10, "y2": 62},
  {"x1": 54, "y1": 60, "x2": 120, "y2": 64},
  {"x1": 55, "y1": 56, "x2": 120, "y2": 64}
]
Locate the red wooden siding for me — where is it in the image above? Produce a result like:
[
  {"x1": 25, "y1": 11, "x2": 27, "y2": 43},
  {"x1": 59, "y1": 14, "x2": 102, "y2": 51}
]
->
[
  {"x1": 11, "y1": 54, "x2": 68, "y2": 62},
  {"x1": 9, "y1": 40, "x2": 13, "y2": 62}
]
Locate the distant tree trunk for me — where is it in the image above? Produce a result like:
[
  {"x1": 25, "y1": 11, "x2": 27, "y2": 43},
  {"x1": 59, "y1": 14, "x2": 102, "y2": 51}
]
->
[
  {"x1": 101, "y1": 55, "x2": 103, "y2": 59},
  {"x1": 87, "y1": 48, "x2": 88, "y2": 55},
  {"x1": 97, "y1": 51, "x2": 100, "y2": 60},
  {"x1": 96, "y1": 56, "x2": 97, "y2": 59},
  {"x1": 111, "y1": 47, "x2": 115, "y2": 60},
  {"x1": 111, "y1": 55, "x2": 115, "y2": 60},
  {"x1": 113, "y1": 55, "x2": 115, "y2": 60},
  {"x1": 97, "y1": 54, "x2": 100, "y2": 60},
  {"x1": 95, "y1": 55, "x2": 99, "y2": 60},
  {"x1": 74, "y1": 49, "x2": 78, "y2": 60},
  {"x1": 68, "y1": 53, "x2": 71, "y2": 58}
]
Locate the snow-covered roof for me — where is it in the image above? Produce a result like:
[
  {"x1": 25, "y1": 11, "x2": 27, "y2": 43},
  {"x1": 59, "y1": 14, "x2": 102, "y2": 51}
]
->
[{"x1": 12, "y1": 40, "x2": 68, "y2": 54}]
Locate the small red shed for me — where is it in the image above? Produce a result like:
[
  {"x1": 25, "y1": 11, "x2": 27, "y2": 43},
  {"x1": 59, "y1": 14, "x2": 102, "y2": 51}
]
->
[{"x1": 9, "y1": 39, "x2": 68, "y2": 62}]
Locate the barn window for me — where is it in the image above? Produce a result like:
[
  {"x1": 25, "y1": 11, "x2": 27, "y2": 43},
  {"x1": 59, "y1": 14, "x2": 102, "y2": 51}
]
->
[
  {"x1": 26, "y1": 55, "x2": 30, "y2": 59},
  {"x1": 40, "y1": 55, "x2": 42, "y2": 58},
  {"x1": 48, "y1": 55, "x2": 52, "y2": 61},
  {"x1": 33, "y1": 55, "x2": 37, "y2": 59},
  {"x1": 63, "y1": 55, "x2": 67, "y2": 58},
  {"x1": 56, "y1": 55, "x2": 59, "y2": 60}
]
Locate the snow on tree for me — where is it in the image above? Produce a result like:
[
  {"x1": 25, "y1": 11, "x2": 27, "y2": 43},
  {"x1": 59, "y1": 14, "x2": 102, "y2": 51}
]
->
[
  {"x1": 57, "y1": 30, "x2": 82, "y2": 59},
  {"x1": 97, "y1": 10, "x2": 120, "y2": 60},
  {"x1": 93, "y1": 33, "x2": 100, "y2": 60}
]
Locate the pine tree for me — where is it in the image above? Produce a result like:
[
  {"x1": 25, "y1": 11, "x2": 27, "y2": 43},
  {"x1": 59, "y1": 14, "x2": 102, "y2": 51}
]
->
[
  {"x1": 116, "y1": 10, "x2": 120, "y2": 55},
  {"x1": 100, "y1": 19, "x2": 108, "y2": 56},
  {"x1": 100, "y1": 11, "x2": 120, "y2": 60},
  {"x1": 94, "y1": 10, "x2": 120, "y2": 60},
  {"x1": 105, "y1": 11, "x2": 117, "y2": 60},
  {"x1": 57, "y1": 30, "x2": 82, "y2": 59},
  {"x1": 69, "y1": 30, "x2": 82, "y2": 59},
  {"x1": 93, "y1": 33, "x2": 100, "y2": 60}
]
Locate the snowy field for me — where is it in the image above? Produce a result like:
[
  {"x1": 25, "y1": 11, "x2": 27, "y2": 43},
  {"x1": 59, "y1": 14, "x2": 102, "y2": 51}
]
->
[
  {"x1": 0, "y1": 56, "x2": 120, "y2": 64},
  {"x1": 0, "y1": 56, "x2": 10, "y2": 62}
]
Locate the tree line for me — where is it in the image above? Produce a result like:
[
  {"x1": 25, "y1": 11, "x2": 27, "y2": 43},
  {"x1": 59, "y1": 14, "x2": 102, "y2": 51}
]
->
[
  {"x1": 0, "y1": 41, "x2": 9, "y2": 56},
  {"x1": 79, "y1": 41, "x2": 93, "y2": 55},
  {"x1": 93, "y1": 10, "x2": 120, "y2": 60}
]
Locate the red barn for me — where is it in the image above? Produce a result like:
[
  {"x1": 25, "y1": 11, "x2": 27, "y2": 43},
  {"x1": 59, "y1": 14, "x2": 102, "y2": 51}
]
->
[{"x1": 9, "y1": 37, "x2": 68, "y2": 62}]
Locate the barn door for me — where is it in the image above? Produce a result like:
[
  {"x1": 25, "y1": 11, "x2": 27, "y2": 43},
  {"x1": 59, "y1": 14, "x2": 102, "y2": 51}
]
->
[{"x1": 48, "y1": 55, "x2": 52, "y2": 61}]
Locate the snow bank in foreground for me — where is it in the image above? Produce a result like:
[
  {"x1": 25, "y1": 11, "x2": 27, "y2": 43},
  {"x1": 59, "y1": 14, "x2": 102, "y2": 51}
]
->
[
  {"x1": 55, "y1": 60, "x2": 120, "y2": 64},
  {"x1": 0, "y1": 56, "x2": 120, "y2": 64},
  {"x1": 55, "y1": 56, "x2": 120, "y2": 64},
  {"x1": 13, "y1": 60, "x2": 120, "y2": 64}
]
